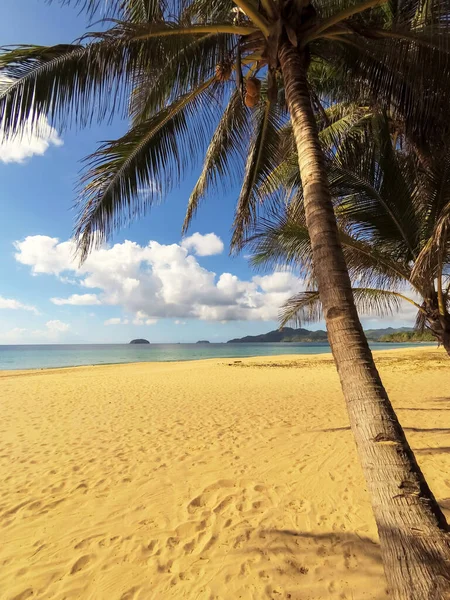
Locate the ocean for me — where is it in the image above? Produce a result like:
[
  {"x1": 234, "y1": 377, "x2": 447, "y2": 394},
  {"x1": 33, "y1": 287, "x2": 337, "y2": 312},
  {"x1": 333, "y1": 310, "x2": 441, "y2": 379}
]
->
[{"x1": 0, "y1": 342, "x2": 434, "y2": 371}]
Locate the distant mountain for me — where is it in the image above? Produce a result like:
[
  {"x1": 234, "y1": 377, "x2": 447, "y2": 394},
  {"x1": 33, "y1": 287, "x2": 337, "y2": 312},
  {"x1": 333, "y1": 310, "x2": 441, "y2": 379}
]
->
[
  {"x1": 364, "y1": 327, "x2": 413, "y2": 341},
  {"x1": 196, "y1": 340, "x2": 210, "y2": 344},
  {"x1": 227, "y1": 326, "x2": 416, "y2": 344},
  {"x1": 227, "y1": 327, "x2": 328, "y2": 343},
  {"x1": 129, "y1": 339, "x2": 150, "y2": 344}
]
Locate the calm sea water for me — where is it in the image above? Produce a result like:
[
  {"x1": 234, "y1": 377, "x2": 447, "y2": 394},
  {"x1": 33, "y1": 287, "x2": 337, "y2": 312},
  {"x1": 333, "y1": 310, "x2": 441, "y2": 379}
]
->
[{"x1": 0, "y1": 342, "x2": 433, "y2": 371}]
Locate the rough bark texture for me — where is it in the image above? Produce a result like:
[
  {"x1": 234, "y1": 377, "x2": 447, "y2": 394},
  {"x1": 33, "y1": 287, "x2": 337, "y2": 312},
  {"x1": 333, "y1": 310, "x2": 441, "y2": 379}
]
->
[
  {"x1": 443, "y1": 328, "x2": 450, "y2": 357},
  {"x1": 424, "y1": 298, "x2": 450, "y2": 358},
  {"x1": 432, "y1": 316, "x2": 450, "y2": 358},
  {"x1": 279, "y1": 40, "x2": 450, "y2": 600}
]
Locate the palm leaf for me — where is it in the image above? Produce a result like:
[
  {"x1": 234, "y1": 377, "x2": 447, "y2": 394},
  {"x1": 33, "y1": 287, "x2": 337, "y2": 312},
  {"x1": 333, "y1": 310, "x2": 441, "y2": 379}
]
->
[
  {"x1": 75, "y1": 77, "x2": 218, "y2": 259},
  {"x1": 319, "y1": 28, "x2": 450, "y2": 147},
  {"x1": 246, "y1": 202, "x2": 315, "y2": 282},
  {"x1": 0, "y1": 21, "x2": 242, "y2": 137},
  {"x1": 0, "y1": 32, "x2": 165, "y2": 135},
  {"x1": 256, "y1": 103, "x2": 372, "y2": 200},
  {"x1": 280, "y1": 287, "x2": 410, "y2": 328},
  {"x1": 411, "y1": 201, "x2": 450, "y2": 286},
  {"x1": 307, "y1": 114, "x2": 423, "y2": 267},
  {"x1": 55, "y1": 0, "x2": 163, "y2": 19},
  {"x1": 129, "y1": 30, "x2": 233, "y2": 124},
  {"x1": 184, "y1": 88, "x2": 250, "y2": 232},
  {"x1": 231, "y1": 95, "x2": 289, "y2": 251}
]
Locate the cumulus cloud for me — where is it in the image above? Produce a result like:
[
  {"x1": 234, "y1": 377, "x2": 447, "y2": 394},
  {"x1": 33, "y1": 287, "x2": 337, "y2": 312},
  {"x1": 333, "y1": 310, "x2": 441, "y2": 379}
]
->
[
  {"x1": 0, "y1": 115, "x2": 63, "y2": 164},
  {"x1": 14, "y1": 233, "x2": 303, "y2": 322},
  {"x1": 51, "y1": 293, "x2": 101, "y2": 306},
  {"x1": 0, "y1": 295, "x2": 38, "y2": 314},
  {"x1": 45, "y1": 320, "x2": 70, "y2": 333},
  {"x1": 181, "y1": 232, "x2": 224, "y2": 256},
  {"x1": 104, "y1": 318, "x2": 129, "y2": 326},
  {"x1": 132, "y1": 311, "x2": 157, "y2": 326},
  {"x1": 15, "y1": 235, "x2": 74, "y2": 275},
  {"x1": 0, "y1": 320, "x2": 70, "y2": 343}
]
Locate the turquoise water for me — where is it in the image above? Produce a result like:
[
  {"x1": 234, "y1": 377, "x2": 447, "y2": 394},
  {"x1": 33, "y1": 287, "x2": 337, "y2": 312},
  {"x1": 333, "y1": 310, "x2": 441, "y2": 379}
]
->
[{"x1": 0, "y1": 342, "x2": 434, "y2": 371}]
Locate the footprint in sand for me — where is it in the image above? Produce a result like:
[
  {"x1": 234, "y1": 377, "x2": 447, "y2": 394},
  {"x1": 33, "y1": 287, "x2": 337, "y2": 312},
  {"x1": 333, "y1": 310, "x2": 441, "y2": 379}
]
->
[
  {"x1": 11, "y1": 590, "x2": 34, "y2": 600},
  {"x1": 120, "y1": 586, "x2": 141, "y2": 600},
  {"x1": 70, "y1": 554, "x2": 94, "y2": 575},
  {"x1": 74, "y1": 534, "x2": 104, "y2": 550}
]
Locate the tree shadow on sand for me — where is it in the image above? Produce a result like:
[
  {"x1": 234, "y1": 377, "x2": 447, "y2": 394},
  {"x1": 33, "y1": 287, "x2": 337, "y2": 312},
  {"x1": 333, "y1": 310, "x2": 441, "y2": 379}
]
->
[{"x1": 235, "y1": 529, "x2": 388, "y2": 599}]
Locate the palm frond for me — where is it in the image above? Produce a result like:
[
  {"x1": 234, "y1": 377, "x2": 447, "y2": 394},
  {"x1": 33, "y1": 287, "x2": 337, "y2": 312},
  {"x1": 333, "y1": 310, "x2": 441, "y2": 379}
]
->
[
  {"x1": 280, "y1": 291, "x2": 323, "y2": 327},
  {"x1": 75, "y1": 77, "x2": 218, "y2": 260},
  {"x1": 231, "y1": 95, "x2": 287, "y2": 251},
  {"x1": 256, "y1": 103, "x2": 372, "y2": 200},
  {"x1": 55, "y1": 0, "x2": 166, "y2": 20},
  {"x1": 129, "y1": 31, "x2": 233, "y2": 123},
  {"x1": 319, "y1": 25, "x2": 450, "y2": 147},
  {"x1": 280, "y1": 286, "x2": 408, "y2": 327},
  {"x1": 246, "y1": 203, "x2": 315, "y2": 281},
  {"x1": 184, "y1": 88, "x2": 250, "y2": 232},
  {"x1": 329, "y1": 117, "x2": 422, "y2": 261},
  {"x1": 122, "y1": 0, "x2": 165, "y2": 22},
  {"x1": 247, "y1": 197, "x2": 412, "y2": 292},
  {"x1": 415, "y1": 302, "x2": 428, "y2": 332},
  {"x1": 0, "y1": 32, "x2": 163, "y2": 135},
  {"x1": 411, "y1": 201, "x2": 450, "y2": 286},
  {"x1": 0, "y1": 21, "x2": 241, "y2": 137}
]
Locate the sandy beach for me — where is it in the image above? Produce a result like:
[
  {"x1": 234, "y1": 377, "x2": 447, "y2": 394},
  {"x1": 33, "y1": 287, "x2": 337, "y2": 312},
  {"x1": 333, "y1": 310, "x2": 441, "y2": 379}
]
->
[{"x1": 0, "y1": 347, "x2": 449, "y2": 600}]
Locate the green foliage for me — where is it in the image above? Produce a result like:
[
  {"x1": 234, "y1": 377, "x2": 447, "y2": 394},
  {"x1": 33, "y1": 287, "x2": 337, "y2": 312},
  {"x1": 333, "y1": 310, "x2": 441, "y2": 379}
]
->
[
  {"x1": 379, "y1": 330, "x2": 436, "y2": 342},
  {"x1": 247, "y1": 111, "x2": 450, "y2": 331},
  {"x1": 2, "y1": 0, "x2": 450, "y2": 259}
]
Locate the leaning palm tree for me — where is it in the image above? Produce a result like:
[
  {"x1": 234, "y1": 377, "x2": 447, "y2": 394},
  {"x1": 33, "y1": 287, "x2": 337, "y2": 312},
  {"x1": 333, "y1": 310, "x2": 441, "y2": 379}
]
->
[
  {"x1": 2, "y1": 1, "x2": 450, "y2": 597},
  {"x1": 249, "y1": 114, "x2": 450, "y2": 355}
]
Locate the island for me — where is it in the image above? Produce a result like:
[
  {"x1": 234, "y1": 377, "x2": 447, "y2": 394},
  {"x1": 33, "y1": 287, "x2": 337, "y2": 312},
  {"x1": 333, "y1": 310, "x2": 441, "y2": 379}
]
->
[
  {"x1": 196, "y1": 340, "x2": 210, "y2": 344},
  {"x1": 227, "y1": 327, "x2": 328, "y2": 343},
  {"x1": 129, "y1": 339, "x2": 150, "y2": 344}
]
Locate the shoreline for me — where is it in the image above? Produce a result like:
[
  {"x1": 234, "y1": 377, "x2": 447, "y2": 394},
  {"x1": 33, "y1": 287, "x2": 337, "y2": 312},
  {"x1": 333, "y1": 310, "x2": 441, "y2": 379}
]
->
[{"x1": 0, "y1": 342, "x2": 438, "y2": 374}]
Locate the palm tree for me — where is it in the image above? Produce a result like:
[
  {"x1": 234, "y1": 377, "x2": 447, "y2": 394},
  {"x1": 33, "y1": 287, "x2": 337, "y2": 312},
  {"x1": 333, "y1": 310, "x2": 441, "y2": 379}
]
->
[
  {"x1": 249, "y1": 114, "x2": 450, "y2": 355},
  {"x1": 1, "y1": 1, "x2": 450, "y2": 597}
]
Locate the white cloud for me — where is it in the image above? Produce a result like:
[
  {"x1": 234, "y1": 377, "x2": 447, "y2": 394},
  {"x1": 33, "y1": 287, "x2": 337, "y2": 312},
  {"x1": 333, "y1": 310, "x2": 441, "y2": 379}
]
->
[
  {"x1": 1, "y1": 320, "x2": 70, "y2": 343},
  {"x1": 15, "y1": 235, "x2": 74, "y2": 275},
  {"x1": 0, "y1": 115, "x2": 63, "y2": 164},
  {"x1": 51, "y1": 293, "x2": 101, "y2": 306},
  {"x1": 45, "y1": 319, "x2": 70, "y2": 333},
  {"x1": 14, "y1": 234, "x2": 303, "y2": 322},
  {"x1": 132, "y1": 311, "x2": 157, "y2": 326},
  {"x1": 174, "y1": 320, "x2": 187, "y2": 325},
  {"x1": 253, "y1": 272, "x2": 300, "y2": 293},
  {"x1": 0, "y1": 295, "x2": 38, "y2": 314},
  {"x1": 181, "y1": 232, "x2": 224, "y2": 256},
  {"x1": 104, "y1": 318, "x2": 129, "y2": 326}
]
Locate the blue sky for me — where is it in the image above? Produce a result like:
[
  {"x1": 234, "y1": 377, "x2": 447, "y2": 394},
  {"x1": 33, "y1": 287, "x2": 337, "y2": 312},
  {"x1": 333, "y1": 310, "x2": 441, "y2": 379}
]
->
[{"x1": 0, "y1": 1, "x2": 417, "y2": 343}]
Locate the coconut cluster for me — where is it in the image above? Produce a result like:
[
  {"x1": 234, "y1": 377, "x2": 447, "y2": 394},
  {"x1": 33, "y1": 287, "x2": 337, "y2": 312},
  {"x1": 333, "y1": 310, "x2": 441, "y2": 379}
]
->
[
  {"x1": 244, "y1": 77, "x2": 261, "y2": 108},
  {"x1": 214, "y1": 60, "x2": 232, "y2": 82}
]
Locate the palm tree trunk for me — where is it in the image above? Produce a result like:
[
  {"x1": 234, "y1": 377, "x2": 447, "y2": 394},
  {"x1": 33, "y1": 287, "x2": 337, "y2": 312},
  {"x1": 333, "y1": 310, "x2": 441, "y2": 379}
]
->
[
  {"x1": 430, "y1": 315, "x2": 450, "y2": 358},
  {"x1": 279, "y1": 40, "x2": 450, "y2": 600},
  {"x1": 443, "y1": 321, "x2": 450, "y2": 357}
]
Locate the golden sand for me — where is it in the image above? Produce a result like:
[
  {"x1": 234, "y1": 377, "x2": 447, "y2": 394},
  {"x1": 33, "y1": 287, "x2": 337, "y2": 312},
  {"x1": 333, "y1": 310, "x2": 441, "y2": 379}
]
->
[{"x1": 0, "y1": 347, "x2": 449, "y2": 600}]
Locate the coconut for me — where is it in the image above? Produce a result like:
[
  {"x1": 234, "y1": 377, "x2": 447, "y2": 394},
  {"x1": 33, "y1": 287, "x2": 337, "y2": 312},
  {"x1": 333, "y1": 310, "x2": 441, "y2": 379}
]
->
[
  {"x1": 246, "y1": 77, "x2": 261, "y2": 96},
  {"x1": 244, "y1": 93, "x2": 259, "y2": 108},
  {"x1": 215, "y1": 62, "x2": 232, "y2": 82}
]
